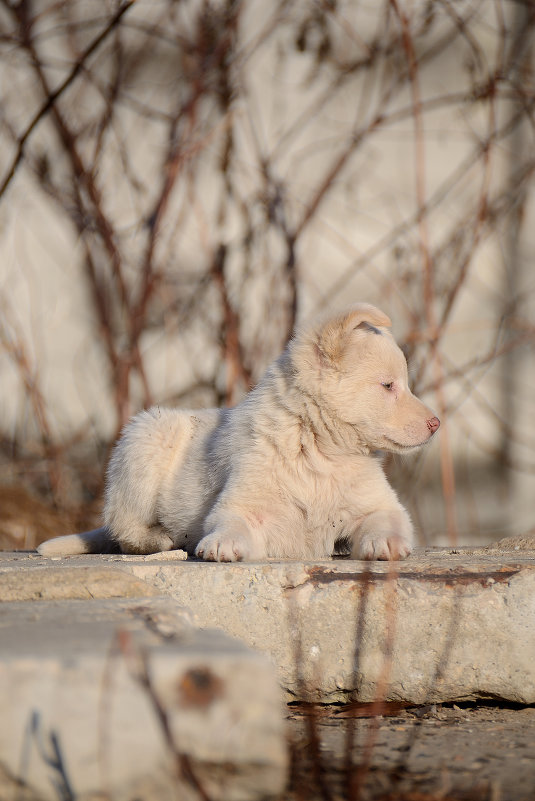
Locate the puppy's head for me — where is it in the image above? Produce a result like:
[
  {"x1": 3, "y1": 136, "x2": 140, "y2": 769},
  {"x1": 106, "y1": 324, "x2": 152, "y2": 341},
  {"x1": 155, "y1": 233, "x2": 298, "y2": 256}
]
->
[{"x1": 291, "y1": 304, "x2": 440, "y2": 453}]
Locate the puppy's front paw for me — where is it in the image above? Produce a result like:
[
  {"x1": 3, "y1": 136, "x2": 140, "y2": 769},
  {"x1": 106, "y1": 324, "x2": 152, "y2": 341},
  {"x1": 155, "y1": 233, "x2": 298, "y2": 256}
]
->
[
  {"x1": 353, "y1": 532, "x2": 412, "y2": 561},
  {"x1": 352, "y1": 509, "x2": 413, "y2": 561},
  {"x1": 195, "y1": 532, "x2": 254, "y2": 562}
]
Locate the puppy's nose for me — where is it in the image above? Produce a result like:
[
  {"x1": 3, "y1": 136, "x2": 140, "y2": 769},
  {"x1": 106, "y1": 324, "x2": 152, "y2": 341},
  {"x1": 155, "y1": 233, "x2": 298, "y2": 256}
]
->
[{"x1": 427, "y1": 416, "x2": 440, "y2": 434}]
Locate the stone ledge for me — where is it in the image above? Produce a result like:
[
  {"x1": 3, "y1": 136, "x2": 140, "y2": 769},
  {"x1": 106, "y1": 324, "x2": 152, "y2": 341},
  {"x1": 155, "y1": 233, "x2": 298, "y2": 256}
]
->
[
  {"x1": 2, "y1": 546, "x2": 535, "y2": 705},
  {"x1": 0, "y1": 596, "x2": 287, "y2": 801},
  {"x1": 124, "y1": 548, "x2": 535, "y2": 705},
  {"x1": 0, "y1": 562, "x2": 163, "y2": 600}
]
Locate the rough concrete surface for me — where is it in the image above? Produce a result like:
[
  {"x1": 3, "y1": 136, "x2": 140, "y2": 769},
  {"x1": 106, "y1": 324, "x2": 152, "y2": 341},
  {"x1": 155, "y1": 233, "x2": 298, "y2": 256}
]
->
[
  {"x1": 122, "y1": 547, "x2": 535, "y2": 704},
  {"x1": 2, "y1": 547, "x2": 535, "y2": 704},
  {"x1": 0, "y1": 595, "x2": 287, "y2": 801},
  {"x1": 0, "y1": 563, "x2": 163, "y2": 601}
]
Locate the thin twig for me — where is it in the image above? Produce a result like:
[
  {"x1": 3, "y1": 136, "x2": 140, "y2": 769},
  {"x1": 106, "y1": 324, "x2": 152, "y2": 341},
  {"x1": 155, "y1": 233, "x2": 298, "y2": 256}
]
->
[{"x1": 0, "y1": 0, "x2": 136, "y2": 199}]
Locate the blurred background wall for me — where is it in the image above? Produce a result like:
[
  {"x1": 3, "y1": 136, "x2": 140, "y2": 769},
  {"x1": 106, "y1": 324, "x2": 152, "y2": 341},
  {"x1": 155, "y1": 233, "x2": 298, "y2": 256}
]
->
[{"x1": 0, "y1": 0, "x2": 534, "y2": 549}]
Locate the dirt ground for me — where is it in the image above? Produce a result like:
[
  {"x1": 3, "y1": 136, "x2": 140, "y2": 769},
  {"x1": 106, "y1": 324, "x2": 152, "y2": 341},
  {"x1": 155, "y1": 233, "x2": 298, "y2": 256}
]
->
[{"x1": 286, "y1": 702, "x2": 535, "y2": 801}]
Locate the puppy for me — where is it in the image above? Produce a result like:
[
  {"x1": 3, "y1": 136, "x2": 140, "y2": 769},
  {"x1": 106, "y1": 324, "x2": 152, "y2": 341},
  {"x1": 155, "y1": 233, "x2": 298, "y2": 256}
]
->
[{"x1": 38, "y1": 304, "x2": 439, "y2": 562}]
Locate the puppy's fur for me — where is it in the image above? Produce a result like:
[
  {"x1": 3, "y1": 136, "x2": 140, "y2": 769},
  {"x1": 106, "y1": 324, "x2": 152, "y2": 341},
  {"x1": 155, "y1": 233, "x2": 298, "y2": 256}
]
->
[{"x1": 39, "y1": 304, "x2": 439, "y2": 562}]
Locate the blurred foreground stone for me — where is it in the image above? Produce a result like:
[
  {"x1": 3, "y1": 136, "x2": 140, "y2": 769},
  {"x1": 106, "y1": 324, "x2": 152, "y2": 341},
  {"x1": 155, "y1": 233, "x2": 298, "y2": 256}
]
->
[
  {"x1": 1, "y1": 543, "x2": 535, "y2": 798},
  {"x1": 0, "y1": 590, "x2": 287, "y2": 801}
]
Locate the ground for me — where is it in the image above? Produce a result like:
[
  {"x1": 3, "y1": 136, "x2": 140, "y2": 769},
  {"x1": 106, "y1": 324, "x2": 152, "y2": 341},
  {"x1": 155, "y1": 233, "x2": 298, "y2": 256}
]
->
[{"x1": 287, "y1": 702, "x2": 535, "y2": 800}]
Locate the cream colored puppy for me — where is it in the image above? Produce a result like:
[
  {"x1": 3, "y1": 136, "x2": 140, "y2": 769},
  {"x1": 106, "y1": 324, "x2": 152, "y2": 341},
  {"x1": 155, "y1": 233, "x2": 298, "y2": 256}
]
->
[{"x1": 39, "y1": 304, "x2": 440, "y2": 562}]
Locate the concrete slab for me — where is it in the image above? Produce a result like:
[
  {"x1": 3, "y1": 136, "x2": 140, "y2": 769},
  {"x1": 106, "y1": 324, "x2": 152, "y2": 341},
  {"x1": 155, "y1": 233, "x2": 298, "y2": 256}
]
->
[
  {"x1": 123, "y1": 547, "x2": 535, "y2": 705},
  {"x1": 0, "y1": 562, "x2": 162, "y2": 600},
  {"x1": 2, "y1": 545, "x2": 535, "y2": 705},
  {"x1": 0, "y1": 595, "x2": 287, "y2": 801}
]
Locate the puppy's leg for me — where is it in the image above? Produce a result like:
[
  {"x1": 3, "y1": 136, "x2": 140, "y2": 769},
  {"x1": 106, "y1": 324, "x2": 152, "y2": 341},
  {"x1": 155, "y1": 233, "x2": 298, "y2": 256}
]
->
[
  {"x1": 195, "y1": 514, "x2": 267, "y2": 562},
  {"x1": 352, "y1": 508, "x2": 413, "y2": 561},
  {"x1": 105, "y1": 468, "x2": 175, "y2": 554},
  {"x1": 114, "y1": 518, "x2": 174, "y2": 555},
  {"x1": 104, "y1": 410, "x2": 180, "y2": 554}
]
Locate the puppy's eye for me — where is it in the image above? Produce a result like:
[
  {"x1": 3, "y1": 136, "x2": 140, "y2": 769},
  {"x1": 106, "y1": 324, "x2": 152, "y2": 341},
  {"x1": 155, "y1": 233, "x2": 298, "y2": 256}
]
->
[{"x1": 381, "y1": 381, "x2": 394, "y2": 391}]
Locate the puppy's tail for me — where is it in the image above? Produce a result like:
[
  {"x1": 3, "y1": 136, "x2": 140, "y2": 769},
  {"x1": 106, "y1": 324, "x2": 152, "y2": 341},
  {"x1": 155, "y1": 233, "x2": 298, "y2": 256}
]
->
[{"x1": 37, "y1": 527, "x2": 118, "y2": 556}]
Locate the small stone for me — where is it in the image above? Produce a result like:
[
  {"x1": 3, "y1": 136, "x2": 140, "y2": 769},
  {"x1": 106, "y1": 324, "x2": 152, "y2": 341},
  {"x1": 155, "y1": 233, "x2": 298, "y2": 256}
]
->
[{"x1": 119, "y1": 549, "x2": 188, "y2": 561}]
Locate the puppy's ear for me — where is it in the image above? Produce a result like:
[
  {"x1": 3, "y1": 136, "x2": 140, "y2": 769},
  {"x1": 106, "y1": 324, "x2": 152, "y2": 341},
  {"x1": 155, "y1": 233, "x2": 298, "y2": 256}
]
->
[{"x1": 317, "y1": 304, "x2": 391, "y2": 363}]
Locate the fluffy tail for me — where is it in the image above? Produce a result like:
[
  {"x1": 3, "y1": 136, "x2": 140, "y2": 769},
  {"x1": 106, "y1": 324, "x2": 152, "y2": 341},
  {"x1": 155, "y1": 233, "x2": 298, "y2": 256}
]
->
[{"x1": 37, "y1": 527, "x2": 118, "y2": 556}]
